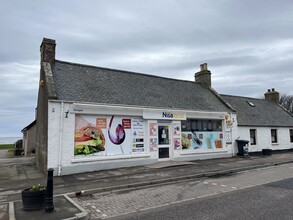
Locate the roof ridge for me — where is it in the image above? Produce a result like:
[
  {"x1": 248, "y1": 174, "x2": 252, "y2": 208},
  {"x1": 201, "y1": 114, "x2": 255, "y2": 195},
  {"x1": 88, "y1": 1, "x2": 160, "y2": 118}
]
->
[
  {"x1": 220, "y1": 94, "x2": 266, "y2": 101},
  {"x1": 278, "y1": 103, "x2": 293, "y2": 118},
  {"x1": 208, "y1": 89, "x2": 236, "y2": 112},
  {"x1": 54, "y1": 59, "x2": 199, "y2": 85}
]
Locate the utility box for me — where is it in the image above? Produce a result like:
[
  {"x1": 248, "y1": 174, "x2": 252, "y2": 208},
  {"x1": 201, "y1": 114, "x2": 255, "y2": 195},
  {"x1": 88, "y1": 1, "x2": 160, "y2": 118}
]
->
[{"x1": 236, "y1": 140, "x2": 249, "y2": 157}]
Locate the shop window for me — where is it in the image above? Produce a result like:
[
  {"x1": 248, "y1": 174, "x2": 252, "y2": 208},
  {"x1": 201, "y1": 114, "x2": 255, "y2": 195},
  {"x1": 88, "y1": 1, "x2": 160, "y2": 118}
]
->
[
  {"x1": 202, "y1": 121, "x2": 207, "y2": 131},
  {"x1": 290, "y1": 129, "x2": 293, "y2": 143},
  {"x1": 196, "y1": 121, "x2": 202, "y2": 131},
  {"x1": 181, "y1": 120, "x2": 190, "y2": 131},
  {"x1": 271, "y1": 129, "x2": 278, "y2": 143},
  {"x1": 250, "y1": 129, "x2": 257, "y2": 145},
  {"x1": 213, "y1": 120, "x2": 222, "y2": 131},
  {"x1": 212, "y1": 121, "x2": 218, "y2": 131},
  {"x1": 181, "y1": 119, "x2": 222, "y2": 132},
  {"x1": 207, "y1": 120, "x2": 212, "y2": 131},
  {"x1": 191, "y1": 120, "x2": 197, "y2": 131}
]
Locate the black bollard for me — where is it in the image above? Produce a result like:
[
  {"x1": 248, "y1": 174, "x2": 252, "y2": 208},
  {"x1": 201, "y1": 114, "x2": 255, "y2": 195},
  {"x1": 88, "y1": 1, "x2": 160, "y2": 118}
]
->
[{"x1": 45, "y1": 168, "x2": 54, "y2": 213}]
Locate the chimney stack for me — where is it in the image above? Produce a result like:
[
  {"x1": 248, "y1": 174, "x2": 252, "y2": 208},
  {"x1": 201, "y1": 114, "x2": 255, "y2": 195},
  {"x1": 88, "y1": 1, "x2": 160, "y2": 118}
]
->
[
  {"x1": 264, "y1": 88, "x2": 280, "y2": 104},
  {"x1": 40, "y1": 38, "x2": 56, "y2": 64},
  {"x1": 194, "y1": 63, "x2": 211, "y2": 87}
]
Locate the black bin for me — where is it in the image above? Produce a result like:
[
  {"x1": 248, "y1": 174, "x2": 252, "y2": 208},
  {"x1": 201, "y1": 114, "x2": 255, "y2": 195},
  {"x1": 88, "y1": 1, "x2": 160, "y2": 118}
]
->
[
  {"x1": 236, "y1": 140, "x2": 249, "y2": 156},
  {"x1": 262, "y1": 149, "x2": 272, "y2": 156}
]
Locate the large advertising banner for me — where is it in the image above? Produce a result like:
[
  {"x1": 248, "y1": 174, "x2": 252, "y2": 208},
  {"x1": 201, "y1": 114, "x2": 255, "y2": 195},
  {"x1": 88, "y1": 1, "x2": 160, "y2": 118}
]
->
[
  {"x1": 74, "y1": 115, "x2": 145, "y2": 157},
  {"x1": 181, "y1": 131, "x2": 223, "y2": 151}
]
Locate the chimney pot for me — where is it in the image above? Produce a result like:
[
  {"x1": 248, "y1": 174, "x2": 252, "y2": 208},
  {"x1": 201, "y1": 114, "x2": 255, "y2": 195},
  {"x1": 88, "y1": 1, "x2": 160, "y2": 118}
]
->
[
  {"x1": 268, "y1": 89, "x2": 271, "y2": 92},
  {"x1": 272, "y1": 88, "x2": 275, "y2": 92},
  {"x1": 203, "y1": 63, "x2": 208, "y2": 70},
  {"x1": 200, "y1": 64, "x2": 204, "y2": 71}
]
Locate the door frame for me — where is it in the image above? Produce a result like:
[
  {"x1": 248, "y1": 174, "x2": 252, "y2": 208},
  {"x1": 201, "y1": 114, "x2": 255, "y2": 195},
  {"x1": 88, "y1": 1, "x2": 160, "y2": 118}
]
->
[{"x1": 157, "y1": 123, "x2": 172, "y2": 160}]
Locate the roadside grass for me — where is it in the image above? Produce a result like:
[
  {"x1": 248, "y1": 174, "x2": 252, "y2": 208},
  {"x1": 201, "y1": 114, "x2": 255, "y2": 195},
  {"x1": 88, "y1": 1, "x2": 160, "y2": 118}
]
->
[{"x1": 0, "y1": 144, "x2": 14, "y2": 150}]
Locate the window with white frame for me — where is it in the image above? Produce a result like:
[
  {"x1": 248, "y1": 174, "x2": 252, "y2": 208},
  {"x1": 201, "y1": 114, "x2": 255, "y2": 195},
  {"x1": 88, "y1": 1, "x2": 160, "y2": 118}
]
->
[
  {"x1": 250, "y1": 129, "x2": 256, "y2": 145},
  {"x1": 271, "y1": 129, "x2": 278, "y2": 143}
]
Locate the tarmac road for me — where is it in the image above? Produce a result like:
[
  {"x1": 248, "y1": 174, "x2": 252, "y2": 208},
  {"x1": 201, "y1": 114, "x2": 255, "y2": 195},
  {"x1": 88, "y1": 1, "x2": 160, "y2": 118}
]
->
[
  {"x1": 105, "y1": 178, "x2": 293, "y2": 220},
  {"x1": 92, "y1": 164, "x2": 293, "y2": 220}
]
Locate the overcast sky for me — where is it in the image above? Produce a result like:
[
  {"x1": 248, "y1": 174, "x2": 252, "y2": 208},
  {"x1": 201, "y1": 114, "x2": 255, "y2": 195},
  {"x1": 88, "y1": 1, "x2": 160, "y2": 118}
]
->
[{"x1": 1, "y1": 0, "x2": 293, "y2": 138}]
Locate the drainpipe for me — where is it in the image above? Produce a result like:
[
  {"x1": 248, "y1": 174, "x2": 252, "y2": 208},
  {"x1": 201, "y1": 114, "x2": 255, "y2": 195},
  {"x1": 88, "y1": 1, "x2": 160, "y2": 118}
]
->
[{"x1": 57, "y1": 102, "x2": 64, "y2": 176}]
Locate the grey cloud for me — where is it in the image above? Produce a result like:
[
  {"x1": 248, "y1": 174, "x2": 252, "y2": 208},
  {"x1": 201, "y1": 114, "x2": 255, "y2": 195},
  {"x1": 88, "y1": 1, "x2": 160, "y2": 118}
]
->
[{"x1": 1, "y1": 0, "x2": 293, "y2": 137}]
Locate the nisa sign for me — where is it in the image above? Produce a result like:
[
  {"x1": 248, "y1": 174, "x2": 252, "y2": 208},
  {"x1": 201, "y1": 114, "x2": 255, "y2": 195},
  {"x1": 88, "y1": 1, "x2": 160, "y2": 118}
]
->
[
  {"x1": 162, "y1": 112, "x2": 185, "y2": 119},
  {"x1": 143, "y1": 110, "x2": 186, "y2": 120}
]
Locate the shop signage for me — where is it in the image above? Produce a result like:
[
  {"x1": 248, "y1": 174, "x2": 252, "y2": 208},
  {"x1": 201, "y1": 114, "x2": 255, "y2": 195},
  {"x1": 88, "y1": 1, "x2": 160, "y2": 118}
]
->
[
  {"x1": 74, "y1": 115, "x2": 145, "y2": 157},
  {"x1": 122, "y1": 119, "x2": 131, "y2": 129},
  {"x1": 143, "y1": 110, "x2": 186, "y2": 120}
]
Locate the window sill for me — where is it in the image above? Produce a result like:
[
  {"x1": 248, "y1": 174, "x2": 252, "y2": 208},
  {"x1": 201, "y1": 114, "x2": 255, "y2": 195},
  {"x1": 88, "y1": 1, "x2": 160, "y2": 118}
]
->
[
  {"x1": 71, "y1": 153, "x2": 151, "y2": 163},
  {"x1": 271, "y1": 143, "x2": 279, "y2": 145},
  {"x1": 180, "y1": 149, "x2": 228, "y2": 155}
]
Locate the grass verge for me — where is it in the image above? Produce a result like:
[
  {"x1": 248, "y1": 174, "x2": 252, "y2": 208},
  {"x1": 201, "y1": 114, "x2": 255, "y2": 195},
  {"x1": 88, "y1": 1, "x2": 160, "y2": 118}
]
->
[{"x1": 0, "y1": 144, "x2": 14, "y2": 150}]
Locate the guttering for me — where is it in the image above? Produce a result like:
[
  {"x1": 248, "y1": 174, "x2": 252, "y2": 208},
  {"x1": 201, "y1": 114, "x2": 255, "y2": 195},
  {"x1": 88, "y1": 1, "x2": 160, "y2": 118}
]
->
[
  {"x1": 71, "y1": 102, "x2": 229, "y2": 116},
  {"x1": 48, "y1": 99, "x2": 229, "y2": 115},
  {"x1": 238, "y1": 125, "x2": 293, "y2": 128},
  {"x1": 57, "y1": 102, "x2": 64, "y2": 176}
]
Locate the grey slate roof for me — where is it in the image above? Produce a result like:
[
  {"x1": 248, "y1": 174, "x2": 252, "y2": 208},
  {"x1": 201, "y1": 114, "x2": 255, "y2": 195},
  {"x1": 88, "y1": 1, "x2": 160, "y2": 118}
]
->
[
  {"x1": 221, "y1": 94, "x2": 293, "y2": 127},
  {"x1": 21, "y1": 120, "x2": 36, "y2": 133},
  {"x1": 51, "y1": 60, "x2": 232, "y2": 112}
]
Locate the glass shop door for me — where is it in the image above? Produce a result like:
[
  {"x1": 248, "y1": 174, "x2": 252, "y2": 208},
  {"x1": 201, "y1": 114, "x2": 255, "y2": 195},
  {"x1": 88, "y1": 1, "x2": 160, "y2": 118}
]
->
[{"x1": 158, "y1": 124, "x2": 171, "y2": 159}]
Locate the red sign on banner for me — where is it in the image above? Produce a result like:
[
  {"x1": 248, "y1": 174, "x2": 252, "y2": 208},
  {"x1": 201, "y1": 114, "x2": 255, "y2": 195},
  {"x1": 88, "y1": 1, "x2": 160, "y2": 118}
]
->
[{"x1": 122, "y1": 119, "x2": 131, "y2": 129}]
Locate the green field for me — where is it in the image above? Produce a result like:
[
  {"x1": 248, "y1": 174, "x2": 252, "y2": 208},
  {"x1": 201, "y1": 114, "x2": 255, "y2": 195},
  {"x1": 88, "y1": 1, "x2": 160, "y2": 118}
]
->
[{"x1": 0, "y1": 144, "x2": 14, "y2": 150}]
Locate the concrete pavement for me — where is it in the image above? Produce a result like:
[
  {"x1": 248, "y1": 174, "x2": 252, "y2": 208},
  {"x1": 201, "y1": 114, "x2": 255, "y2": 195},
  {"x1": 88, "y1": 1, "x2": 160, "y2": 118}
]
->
[
  {"x1": 0, "y1": 150, "x2": 14, "y2": 159},
  {"x1": 0, "y1": 151, "x2": 293, "y2": 219},
  {"x1": 12, "y1": 195, "x2": 88, "y2": 220}
]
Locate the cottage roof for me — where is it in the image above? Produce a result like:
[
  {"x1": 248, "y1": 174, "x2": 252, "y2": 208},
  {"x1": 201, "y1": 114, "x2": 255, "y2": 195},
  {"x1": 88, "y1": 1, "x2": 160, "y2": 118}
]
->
[
  {"x1": 50, "y1": 60, "x2": 232, "y2": 112},
  {"x1": 21, "y1": 120, "x2": 36, "y2": 133},
  {"x1": 221, "y1": 95, "x2": 293, "y2": 127}
]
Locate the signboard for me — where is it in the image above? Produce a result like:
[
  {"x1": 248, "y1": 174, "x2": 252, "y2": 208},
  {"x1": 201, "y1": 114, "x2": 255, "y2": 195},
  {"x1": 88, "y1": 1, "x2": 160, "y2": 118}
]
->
[
  {"x1": 149, "y1": 122, "x2": 158, "y2": 151},
  {"x1": 143, "y1": 110, "x2": 186, "y2": 120},
  {"x1": 74, "y1": 115, "x2": 145, "y2": 157},
  {"x1": 122, "y1": 119, "x2": 131, "y2": 129},
  {"x1": 96, "y1": 118, "x2": 107, "y2": 129},
  {"x1": 181, "y1": 131, "x2": 224, "y2": 151},
  {"x1": 132, "y1": 118, "x2": 145, "y2": 152},
  {"x1": 173, "y1": 122, "x2": 181, "y2": 150}
]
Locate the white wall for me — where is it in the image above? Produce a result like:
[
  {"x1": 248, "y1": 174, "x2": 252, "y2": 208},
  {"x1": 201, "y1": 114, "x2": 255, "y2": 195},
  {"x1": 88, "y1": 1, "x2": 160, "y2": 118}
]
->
[
  {"x1": 228, "y1": 113, "x2": 239, "y2": 156},
  {"x1": 47, "y1": 101, "x2": 235, "y2": 175},
  {"x1": 47, "y1": 102, "x2": 159, "y2": 176},
  {"x1": 237, "y1": 126, "x2": 293, "y2": 152}
]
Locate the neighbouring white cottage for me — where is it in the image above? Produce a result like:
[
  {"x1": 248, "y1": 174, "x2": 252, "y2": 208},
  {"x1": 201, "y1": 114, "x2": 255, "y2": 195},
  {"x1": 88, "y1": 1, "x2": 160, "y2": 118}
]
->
[
  {"x1": 221, "y1": 91, "x2": 293, "y2": 154},
  {"x1": 35, "y1": 38, "x2": 238, "y2": 176}
]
